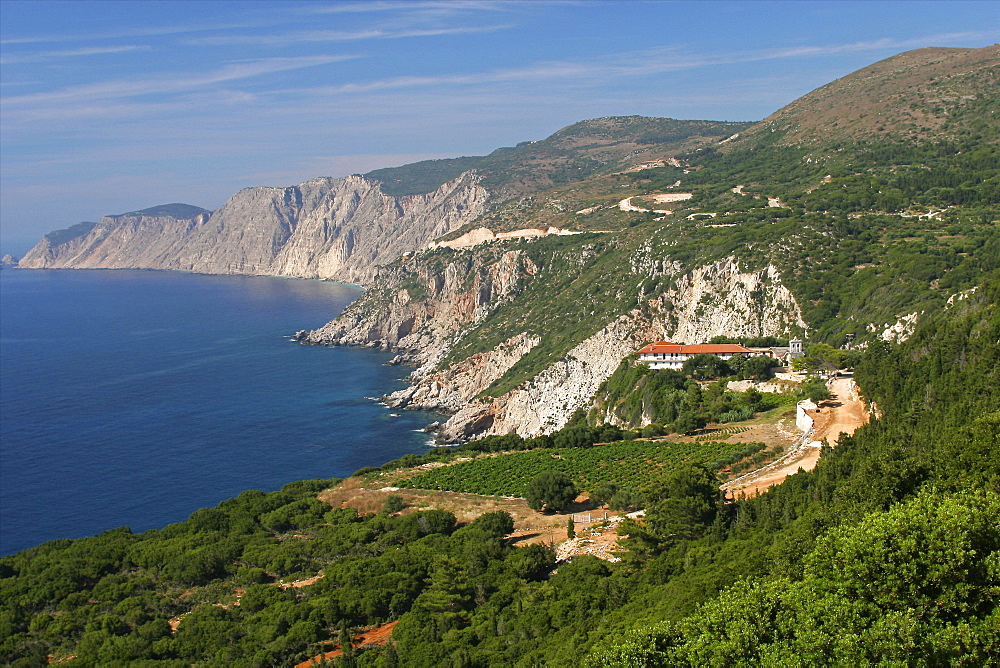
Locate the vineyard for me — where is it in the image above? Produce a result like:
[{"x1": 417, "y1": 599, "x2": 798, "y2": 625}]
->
[{"x1": 389, "y1": 439, "x2": 768, "y2": 497}]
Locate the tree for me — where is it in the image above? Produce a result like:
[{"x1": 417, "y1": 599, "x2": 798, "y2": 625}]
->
[
  {"x1": 382, "y1": 495, "x2": 405, "y2": 515},
  {"x1": 727, "y1": 353, "x2": 749, "y2": 378},
  {"x1": 742, "y1": 354, "x2": 779, "y2": 380},
  {"x1": 801, "y1": 377, "x2": 830, "y2": 403},
  {"x1": 794, "y1": 343, "x2": 844, "y2": 374},
  {"x1": 609, "y1": 487, "x2": 643, "y2": 512},
  {"x1": 590, "y1": 483, "x2": 618, "y2": 507},
  {"x1": 643, "y1": 464, "x2": 720, "y2": 542},
  {"x1": 672, "y1": 411, "x2": 705, "y2": 435},
  {"x1": 338, "y1": 621, "x2": 356, "y2": 668},
  {"x1": 567, "y1": 517, "x2": 576, "y2": 539},
  {"x1": 525, "y1": 473, "x2": 578, "y2": 512},
  {"x1": 681, "y1": 353, "x2": 730, "y2": 379}
]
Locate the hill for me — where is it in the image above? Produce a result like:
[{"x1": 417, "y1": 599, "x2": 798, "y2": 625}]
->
[
  {"x1": 3, "y1": 44, "x2": 999, "y2": 666},
  {"x1": 303, "y1": 45, "x2": 998, "y2": 442},
  {"x1": 740, "y1": 44, "x2": 999, "y2": 146},
  {"x1": 366, "y1": 116, "x2": 751, "y2": 197}
]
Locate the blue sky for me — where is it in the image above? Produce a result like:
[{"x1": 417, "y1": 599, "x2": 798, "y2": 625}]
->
[{"x1": 1, "y1": 0, "x2": 996, "y2": 254}]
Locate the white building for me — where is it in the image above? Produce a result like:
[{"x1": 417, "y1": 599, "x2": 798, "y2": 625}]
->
[{"x1": 637, "y1": 341, "x2": 760, "y2": 370}]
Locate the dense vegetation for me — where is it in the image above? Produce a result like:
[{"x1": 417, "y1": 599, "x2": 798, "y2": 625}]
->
[
  {"x1": 4, "y1": 47, "x2": 999, "y2": 666},
  {"x1": 4, "y1": 276, "x2": 995, "y2": 667}
]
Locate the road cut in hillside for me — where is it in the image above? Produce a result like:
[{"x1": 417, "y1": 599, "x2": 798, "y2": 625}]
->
[
  {"x1": 295, "y1": 621, "x2": 399, "y2": 667},
  {"x1": 722, "y1": 376, "x2": 868, "y2": 498}
]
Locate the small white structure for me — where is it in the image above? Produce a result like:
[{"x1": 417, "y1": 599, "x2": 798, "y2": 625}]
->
[
  {"x1": 789, "y1": 338, "x2": 804, "y2": 359},
  {"x1": 637, "y1": 341, "x2": 760, "y2": 370}
]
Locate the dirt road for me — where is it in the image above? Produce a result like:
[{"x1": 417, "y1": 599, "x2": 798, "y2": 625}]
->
[{"x1": 723, "y1": 376, "x2": 868, "y2": 498}]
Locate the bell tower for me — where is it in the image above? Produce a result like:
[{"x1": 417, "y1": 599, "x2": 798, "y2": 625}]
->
[{"x1": 789, "y1": 337, "x2": 803, "y2": 359}]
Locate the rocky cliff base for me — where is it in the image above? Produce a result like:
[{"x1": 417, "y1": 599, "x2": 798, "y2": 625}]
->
[{"x1": 299, "y1": 249, "x2": 806, "y2": 442}]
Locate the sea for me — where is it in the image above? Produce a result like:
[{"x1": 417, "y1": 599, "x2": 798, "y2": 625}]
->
[{"x1": 0, "y1": 268, "x2": 437, "y2": 556}]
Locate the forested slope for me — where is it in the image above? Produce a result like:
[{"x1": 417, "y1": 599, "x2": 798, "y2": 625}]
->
[
  {"x1": 2, "y1": 278, "x2": 997, "y2": 666},
  {"x1": 4, "y1": 44, "x2": 999, "y2": 666}
]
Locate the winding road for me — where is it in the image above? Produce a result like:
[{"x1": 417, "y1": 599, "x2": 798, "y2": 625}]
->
[{"x1": 723, "y1": 376, "x2": 868, "y2": 498}]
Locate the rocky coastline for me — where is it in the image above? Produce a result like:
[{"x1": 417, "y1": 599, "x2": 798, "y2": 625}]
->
[{"x1": 297, "y1": 254, "x2": 807, "y2": 443}]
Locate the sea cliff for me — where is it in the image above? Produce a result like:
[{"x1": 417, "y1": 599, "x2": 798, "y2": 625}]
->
[
  {"x1": 299, "y1": 248, "x2": 806, "y2": 441},
  {"x1": 19, "y1": 173, "x2": 488, "y2": 285}
]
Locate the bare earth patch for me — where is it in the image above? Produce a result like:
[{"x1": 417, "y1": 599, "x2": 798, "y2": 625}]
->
[
  {"x1": 319, "y1": 478, "x2": 580, "y2": 544},
  {"x1": 723, "y1": 377, "x2": 868, "y2": 498},
  {"x1": 295, "y1": 620, "x2": 399, "y2": 667},
  {"x1": 319, "y1": 480, "x2": 627, "y2": 561}
]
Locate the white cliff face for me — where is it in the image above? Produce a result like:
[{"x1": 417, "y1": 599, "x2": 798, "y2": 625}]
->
[
  {"x1": 19, "y1": 173, "x2": 488, "y2": 285},
  {"x1": 302, "y1": 250, "x2": 807, "y2": 441},
  {"x1": 436, "y1": 259, "x2": 806, "y2": 439},
  {"x1": 438, "y1": 314, "x2": 661, "y2": 440},
  {"x1": 385, "y1": 332, "x2": 541, "y2": 415},
  {"x1": 652, "y1": 259, "x2": 807, "y2": 343}
]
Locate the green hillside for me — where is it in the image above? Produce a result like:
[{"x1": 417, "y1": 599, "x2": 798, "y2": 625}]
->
[
  {"x1": 2, "y1": 45, "x2": 999, "y2": 666},
  {"x1": 740, "y1": 44, "x2": 999, "y2": 146},
  {"x1": 367, "y1": 116, "x2": 751, "y2": 197},
  {"x1": 2, "y1": 279, "x2": 996, "y2": 666}
]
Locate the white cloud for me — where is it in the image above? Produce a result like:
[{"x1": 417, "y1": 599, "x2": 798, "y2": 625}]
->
[
  {"x1": 184, "y1": 24, "x2": 510, "y2": 47},
  {"x1": 0, "y1": 45, "x2": 151, "y2": 64},
  {"x1": 2, "y1": 55, "x2": 358, "y2": 111}
]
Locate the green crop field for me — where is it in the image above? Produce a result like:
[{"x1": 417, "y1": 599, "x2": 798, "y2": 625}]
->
[{"x1": 391, "y1": 439, "x2": 767, "y2": 497}]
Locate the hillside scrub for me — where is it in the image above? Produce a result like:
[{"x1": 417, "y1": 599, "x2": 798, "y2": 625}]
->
[
  {"x1": 588, "y1": 360, "x2": 787, "y2": 431},
  {"x1": 5, "y1": 47, "x2": 1000, "y2": 666},
  {"x1": 1, "y1": 278, "x2": 997, "y2": 666}
]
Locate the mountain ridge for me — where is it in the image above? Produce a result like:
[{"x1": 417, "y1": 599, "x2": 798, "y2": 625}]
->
[
  {"x1": 298, "y1": 44, "x2": 998, "y2": 441},
  {"x1": 17, "y1": 44, "x2": 1000, "y2": 442}
]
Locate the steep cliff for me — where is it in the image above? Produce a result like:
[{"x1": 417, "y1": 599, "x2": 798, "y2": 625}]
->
[
  {"x1": 19, "y1": 174, "x2": 488, "y2": 284},
  {"x1": 299, "y1": 239, "x2": 806, "y2": 441}
]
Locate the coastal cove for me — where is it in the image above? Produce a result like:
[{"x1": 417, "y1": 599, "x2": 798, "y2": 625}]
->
[{"x1": 0, "y1": 269, "x2": 436, "y2": 556}]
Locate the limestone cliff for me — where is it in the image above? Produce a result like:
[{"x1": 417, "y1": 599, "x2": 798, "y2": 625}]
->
[
  {"x1": 18, "y1": 174, "x2": 488, "y2": 284},
  {"x1": 299, "y1": 243, "x2": 806, "y2": 441}
]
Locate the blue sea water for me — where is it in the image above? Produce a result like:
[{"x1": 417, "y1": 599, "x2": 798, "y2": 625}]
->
[{"x1": 0, "y1": 269, "x2": 436, "y2": 556}]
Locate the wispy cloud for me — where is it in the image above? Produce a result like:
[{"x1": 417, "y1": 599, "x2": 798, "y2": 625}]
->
[
  {"x1": 264, "y1": 32, "x2": 996, "y2": 101},
  {"x1": 300, "y1": 1, "x2": 513, "y2": 15},
  {"x1": 184, "y1": 24, "x2": 509, "y2": 47},
  {"x1": 3, "y1": 55, "x2": 358, "y2": 110},
  {"x1": 0, "y1": 45, "x2": 151, "y2": 65},
  {"x1": 0, "y1": 19, "x2": 270, "y2": 45}
]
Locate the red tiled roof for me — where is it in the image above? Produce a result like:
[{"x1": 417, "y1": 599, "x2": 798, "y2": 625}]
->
[{"x1": 638, "y1": 342, "x2": 756, "y2": 354}]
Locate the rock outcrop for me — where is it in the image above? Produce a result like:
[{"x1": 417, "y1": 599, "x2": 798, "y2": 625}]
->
[
  {"x1": 19, "y1": 173, "x2": 488, "y2": 285},
  {"x1": 300, "y1": 247, "x2": 807, "y2": 441}
]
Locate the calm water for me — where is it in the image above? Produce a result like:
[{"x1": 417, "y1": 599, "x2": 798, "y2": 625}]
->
[{"x1": 0, "y1": 269, "x2": 435, "y2": 555}]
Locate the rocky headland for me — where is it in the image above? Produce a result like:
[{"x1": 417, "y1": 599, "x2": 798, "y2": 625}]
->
[
  {"x1": 18, "y1": 173, "x2": 488, "y2": 285},
  {"x1": 298, "y1": 251, "x2": 806, "y2": 442}
]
